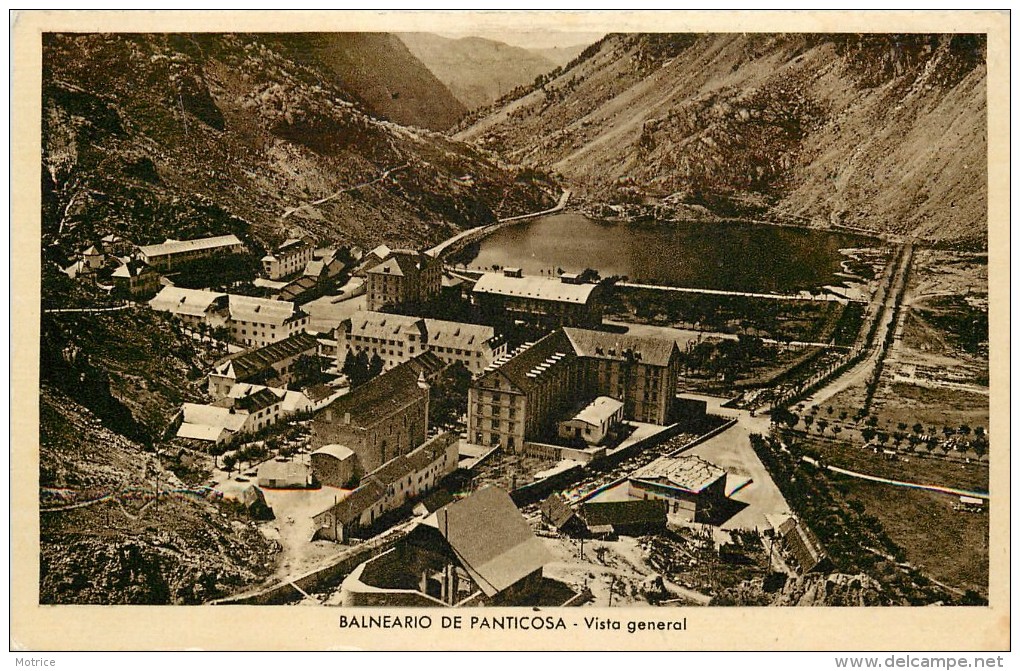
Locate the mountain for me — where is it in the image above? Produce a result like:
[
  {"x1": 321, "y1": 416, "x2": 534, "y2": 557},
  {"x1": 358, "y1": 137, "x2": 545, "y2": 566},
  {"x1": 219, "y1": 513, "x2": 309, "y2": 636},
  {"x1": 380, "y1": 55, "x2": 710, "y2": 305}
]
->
[
  {"x1": 42, "y1": 33, "x2": 557, "y2": 263},
  {"x1": 457, "y1": 33, "x2": 987, "y2": 246},
  {"x1": 397, "y1": 33, "x2": 559, "y2": 110},
  {"x1": 269, "y1": 33, "x2": 466, "y2": 130},
  {"x1": 529, "y1": 44, "x2": 589, "y2": 67}
]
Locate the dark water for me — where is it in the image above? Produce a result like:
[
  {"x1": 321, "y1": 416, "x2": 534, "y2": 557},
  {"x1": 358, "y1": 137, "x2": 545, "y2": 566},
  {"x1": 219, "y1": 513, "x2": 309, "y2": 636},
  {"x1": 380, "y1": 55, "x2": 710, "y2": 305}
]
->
[{"x1": 464, "y1": 213, "x2": 874, "y2": 293}]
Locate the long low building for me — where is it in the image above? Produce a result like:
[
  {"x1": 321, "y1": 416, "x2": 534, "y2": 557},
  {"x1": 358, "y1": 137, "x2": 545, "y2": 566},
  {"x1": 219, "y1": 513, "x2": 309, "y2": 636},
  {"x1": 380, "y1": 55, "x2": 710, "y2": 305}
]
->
[
  {"x1": 207, "y1": 331, "x2": 319, "y2": 399},
  {"x1": 340, "y1": 311, "x2": 506, "y2": 374},
  {"x1": 312, "y1": 432, "x2": 459, "y2": 542},
  {"x1": 137, "y1": 234, "x2": 245, "y2": 271},
  {"x1": 471, "y1": 268, "x2": 603, "y2": 329}
]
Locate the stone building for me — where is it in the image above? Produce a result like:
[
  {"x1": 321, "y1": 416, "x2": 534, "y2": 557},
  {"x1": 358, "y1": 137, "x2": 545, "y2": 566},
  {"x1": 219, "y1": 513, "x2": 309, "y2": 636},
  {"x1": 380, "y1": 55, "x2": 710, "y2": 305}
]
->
[{"x1": 365, "y1": 249, "x2": 442, "y2": 311}]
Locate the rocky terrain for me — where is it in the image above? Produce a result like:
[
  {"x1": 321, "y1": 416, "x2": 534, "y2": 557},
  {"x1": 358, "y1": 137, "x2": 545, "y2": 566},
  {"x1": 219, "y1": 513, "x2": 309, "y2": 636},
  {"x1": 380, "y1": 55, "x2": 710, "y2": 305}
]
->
[
  {"x1": 40, "y1": 387, "x2": 279, "y2": 604},
  {"x1": 458, "y1": 33, "x2": 986, "y2": 247},
  {"x1": 398, "y1": 32, "x2": 559, "y2": 110},
  {"x1": 42, "y1": 33, "x2": 557, "y2": 265}
]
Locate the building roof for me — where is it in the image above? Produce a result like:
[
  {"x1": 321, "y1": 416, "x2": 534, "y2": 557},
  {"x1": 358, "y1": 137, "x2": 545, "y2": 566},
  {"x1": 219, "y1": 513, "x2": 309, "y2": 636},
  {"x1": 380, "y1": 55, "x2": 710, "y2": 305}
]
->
[
  {"x1": 581, "y1": 499, "x2": 667, "y2": 529},
  {"x1": 425, "y1": 319, "x2": 496, "y2": 351},
  {"x1": 472, "y1": 273, "x2": 599, "y2": 304},
  {"x1": 423, "y1": 486, "x2": 552, "y2": 597},
  {"x1": 176, "y1": 423, "x2": 229, "y2": 442},
  {"x1": 111, "y1": 259, "x2": 154, "y2": 279},
  {"x1": 562, "y1": 327, "x2": 679, "y2": 367},
  {"x1": 405, "y1": 433, "x2": 457, "y2": 472},
  {"x1": 180, "y1": 403, "x2": 248, "y2": 433},
  {"x1": 317, "y1": 353, "x2": 434, "y2": 430},
  {"x1": 570, "y1": 396, "x2": 624, "y2": 427},
  {"x1": 367, "y1": 249, "x2": 433, "y2": 277},
  {"x1": 149, "y1": 287, "x2": 227, "y2": 318},
  {"x1": 213, "y1": 332, "x2": 318, "y2": 380},
  {"x1": 367, "y1": 456, "x2": 415, "y2": 488},
  {"x1": 539, "y1": 493, "x2": 578, "y2": 530},
  {"x1": 478, "y1": 330, "x2": 576, "y2": 393},
  {"x1": 349, "y1": 311, "x2": 427, "y2": 341},
  {"x1": 631, "y1": 455, "x2": 727, "y2": 494},
  {"x1": 275, "y1": 275, "x2": 319, "y2": 302},
  {"x1": 312, "y1": 444, "x2": 355, "y2": 462},
  {"x1": 325, "y1": 479, "x2": 387, "y2": 525},
  {"x1": 231, "y1": 386, "x2": 281, "y2": 413},
  {"x1": 138, "y1": 234, "x2": 243, "y2": 259},
  {"x1": 257, "y1": 459, "x2": 309, "y2": 485},
  {"x1": 228, "y1": 295, "x2": 302, "y2": 325}
]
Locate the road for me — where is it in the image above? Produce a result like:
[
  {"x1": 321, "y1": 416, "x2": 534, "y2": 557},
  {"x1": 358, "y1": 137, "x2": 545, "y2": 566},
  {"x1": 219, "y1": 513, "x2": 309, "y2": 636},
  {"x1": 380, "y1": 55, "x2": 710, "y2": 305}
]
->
[
  {"x1": 799, "y1": 244, "x2": 912, "y2": 408},
  {"x1": 43, "y1": 303, "x2": 135, "y2": 314},
  {"x1": 427, "y1": 189, "x2": 571, "y2": 258},
  {"x1": 617, "y1": 282, "x2": 859, "y2": 304},
  {"x1": 281, "y1": 164, "x2": 410, "y2": 220},
  {"x1": 604, "y1": 320, "x2": 847, "y2": 350},
  {"x1": 799, "y1": 457, "x2": 990, "y2": 500}
]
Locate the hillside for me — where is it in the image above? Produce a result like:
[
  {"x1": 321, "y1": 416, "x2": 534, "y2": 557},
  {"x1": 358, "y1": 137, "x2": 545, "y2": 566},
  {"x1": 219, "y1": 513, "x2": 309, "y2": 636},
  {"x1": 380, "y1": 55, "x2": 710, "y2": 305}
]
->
[
  {"x1": 270, "y1": 33, "x2": 466, "y2": 130},
  {"x1": 397, "y1": 32, "x2": 558, "y2": 110},
  {"x1": 42, "y1": 33, "x2": 557, "y2": 264},
  {"x1": 457, "y1": 33, "x2": 987, "y2": 246}
]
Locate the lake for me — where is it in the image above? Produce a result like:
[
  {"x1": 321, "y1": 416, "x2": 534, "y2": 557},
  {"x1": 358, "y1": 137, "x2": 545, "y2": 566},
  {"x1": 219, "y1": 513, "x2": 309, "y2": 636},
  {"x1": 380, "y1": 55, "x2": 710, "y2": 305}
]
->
[{"x1": 461, "y1": 213, "x2": 876, "y2": 293}]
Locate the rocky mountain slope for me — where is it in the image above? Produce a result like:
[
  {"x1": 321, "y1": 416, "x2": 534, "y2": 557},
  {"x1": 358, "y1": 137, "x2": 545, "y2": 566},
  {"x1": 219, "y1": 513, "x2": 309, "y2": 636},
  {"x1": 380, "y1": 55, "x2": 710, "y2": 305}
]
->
[
  {"x1": 271, "y1": 33, "x2": 466, "y2": 130},
  {"x1": 397, "y1": 32, "x2": 558, "y2": 110},
  {"x1": 457, "y1": 33, "x2": 987, "y2": 247},
  {"x1": 42, "y1": 33, "x2": 556, "y2": 263},
  {"x1": 40, "y1": 386, "x2": 278, "y2": 604}
]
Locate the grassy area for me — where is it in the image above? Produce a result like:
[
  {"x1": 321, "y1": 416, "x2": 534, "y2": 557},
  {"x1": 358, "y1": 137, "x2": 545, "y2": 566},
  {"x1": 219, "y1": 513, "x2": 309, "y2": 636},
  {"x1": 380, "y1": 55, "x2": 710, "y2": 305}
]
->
[
  {"x1": 844, "y1": 481, "x2": 988, "y2": 595},
  {"x1": 786, "y1": 433, "x2": 988, "y2": 492},
  {"x1": 871, "y1": 382, "x2": 988, "y2": 433}
]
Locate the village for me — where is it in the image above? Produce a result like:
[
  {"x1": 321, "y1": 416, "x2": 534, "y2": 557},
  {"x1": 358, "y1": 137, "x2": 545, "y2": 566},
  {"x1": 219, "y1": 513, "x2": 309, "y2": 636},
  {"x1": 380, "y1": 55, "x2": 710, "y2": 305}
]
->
[
  {"x1": 52, "y1": 222, "x2": 852, "y2": 609},
  {"x1": 52, "y1": 208, "x2": 989, "y2": 610}
]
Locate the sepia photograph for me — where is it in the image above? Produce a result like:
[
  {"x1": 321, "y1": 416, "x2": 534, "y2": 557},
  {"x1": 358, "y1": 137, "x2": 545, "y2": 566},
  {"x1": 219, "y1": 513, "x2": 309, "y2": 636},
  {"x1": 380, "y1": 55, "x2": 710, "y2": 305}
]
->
[{"x1": 11, "y1": 9, "x2": 1009, "y2": 652}]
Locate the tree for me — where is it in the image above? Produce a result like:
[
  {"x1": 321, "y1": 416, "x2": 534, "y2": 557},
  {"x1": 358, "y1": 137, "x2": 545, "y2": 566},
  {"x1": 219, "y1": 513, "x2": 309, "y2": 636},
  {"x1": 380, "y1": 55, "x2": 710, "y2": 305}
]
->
[
  {"x1": 958, "y1": 424, "x2": 972, "y2": 437},
  {"x1": 577, "y1": 267, "x2": 601, "y2": 284},
  {"x1": 877, "y1": 432, "x2": 890, "y2": 445},
  {"x1": 803, "y1": 415, "x2": 814, "y2": 429},
  {"x1": 342, "y1": 350, "x2": 371, "y2": 387},
  {"x1": 293, "y1": 353, "x2": 326, "y2": 387},
  {"x1": 912, "y1": 423, "x2": 924, "y2": 434},
  {"x1": 429, "y1": 363, "x2": 472, "y2": 427},
  {"x1": 861, "y1": 427, "x2": 877, "y2": 443},
  {"x1": 815, "y1": 418, "x2": 829, "y2": 435},
  {"x1": 222, "y1": 453, "x2": 237, "y2": 474},
  {"x1": 897, "y1": 422, "x2": 908, "y2": 432},
  {"x1": 368, "y1": 353, "x2": 384, "y2": 379}
]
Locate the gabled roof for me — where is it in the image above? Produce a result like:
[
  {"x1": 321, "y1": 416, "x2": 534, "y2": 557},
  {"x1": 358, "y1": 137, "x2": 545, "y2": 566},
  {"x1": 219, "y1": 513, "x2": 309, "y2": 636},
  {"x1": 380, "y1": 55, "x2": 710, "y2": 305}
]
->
[
  {"x1": 275, "y1": 275, "x2": 318, "y2": 302},
  {"x1": 212, "y1": 332, "x2": 318, "y2": 380},
  {"x1": 317, "y1": 353, "x2": 434, "y2": 430},
  {"x1": 149, "y1": 287, "x2": 227, "y2": 317},
  {"x1": 366, "y1": 456, "x2": 414, "y2": 488},
  {"x1": 476, "y1": 330, "x2": 576, "y2": 393},
  {"x1": 562, "y1": 327, "x2": 678, "y2": 367},
  {"x1": 228, "y1": 295, "x2": 302, "y2": 325},
  {"x1": 405, "y1": 434, "x2": 456, "y2": 472},
  {"x1": 425, "y1": 318, "x2": 496, "y2": 351},
  {"x1": 473, "y1": 273, "x2": 598, "y2": 304},
  {"x1": 324, "y1": 479, "x2": 387, "y2": 525},
  {"x1": 112, "y1": 259, "x2": 155, "y2": 279},
  {"x1": 138, "y1": 234, "x2": 243, "y2": 258},
  {"x1": 367, "y1": 249, "x2": 433, "y2": 277},
  {"x1": 348, "y1": 311, "x2": 427, "y2": 341},
  {"x1": 257, "y1": 459, "x2": 309, "y2": 485},
  {"x1": 539, "y1": 493, "x2": 578, "y2": 530},
  {"x1": 231, "y1": 386, "x2": 281, "y2": 413},
  {"x1": 423, "y1": 486, "x2": 552, "y2": 597},
  {"x1": 176, "y1": 423, "x2": 229, "y2": 442},
  {"x1": 631, "y1": 456, "x2": 727, "y2": 494},
  {"x1": 180, "y1": 403, "x2": 248, "y2": 433}
]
